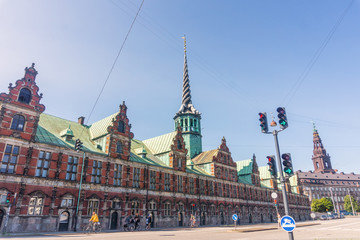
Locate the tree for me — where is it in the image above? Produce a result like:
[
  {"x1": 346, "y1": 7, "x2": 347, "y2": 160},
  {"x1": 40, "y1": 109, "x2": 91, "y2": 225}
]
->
[
  {"x1": 311, "y1": 197, "x2": 334, "y2": 212},
  {"x1": 344, "y1": 195, "x2": 359, "y2": 213}
]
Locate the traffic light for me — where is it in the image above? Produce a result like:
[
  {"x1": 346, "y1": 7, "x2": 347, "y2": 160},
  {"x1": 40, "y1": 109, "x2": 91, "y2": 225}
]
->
[
  {"x1": 282, "y1": 153, "x2": 294, "y2": 177},
  {"x1": 259, "y1": 112, "x2": 268, "y2": 133},
  {"x1": 267, "y1": 155, "x2": 277, "y2": 178},
  {"x1": 6, "y1": 192, "x2": 11, "y2": 204},
  {"x1": 75, "y1": 139, "x2": 83, "y2": 152},
  {"x1": 277, "y1": 107, "x2": 288, "y2": 129}
]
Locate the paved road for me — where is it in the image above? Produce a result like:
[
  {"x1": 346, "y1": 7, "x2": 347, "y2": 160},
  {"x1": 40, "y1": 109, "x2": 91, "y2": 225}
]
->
[{"x1": 5, "y1": 217, "x2": 360, "y2": 240}]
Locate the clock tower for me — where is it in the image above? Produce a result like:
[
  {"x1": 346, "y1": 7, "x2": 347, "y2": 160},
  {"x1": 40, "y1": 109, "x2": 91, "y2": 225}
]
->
[{"x1": 173, "y1": 36, "x2": 202, "y2": 159}]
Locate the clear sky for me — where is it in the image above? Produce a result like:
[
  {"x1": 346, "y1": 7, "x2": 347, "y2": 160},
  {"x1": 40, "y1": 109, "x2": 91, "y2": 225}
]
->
[{"x1": 0, "y1": 0, "x2": 359, "y2": 174}]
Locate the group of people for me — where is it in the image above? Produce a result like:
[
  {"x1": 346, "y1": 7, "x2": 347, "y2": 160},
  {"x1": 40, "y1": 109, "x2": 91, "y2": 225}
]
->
[{"x1": 124, "y1": 213, "x2": 153, "y2": 230}]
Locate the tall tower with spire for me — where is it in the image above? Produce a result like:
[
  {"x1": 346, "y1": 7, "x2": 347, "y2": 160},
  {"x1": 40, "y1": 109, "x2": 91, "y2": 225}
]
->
[
  {"x1": 173, "y1": 36, "x2": 202, "y2": 159},
  {"x1": 312, "y1": 123, "x2": 335, "y2": 173}
]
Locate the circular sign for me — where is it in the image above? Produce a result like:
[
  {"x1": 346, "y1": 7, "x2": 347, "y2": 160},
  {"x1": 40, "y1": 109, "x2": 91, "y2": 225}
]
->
[
  {"x1": 232, "y1": 214, "x2": 238, "y2": 221},
  {"x1": 310, "y1": 213, "x2": 316, "y2": 219},
  {"x1": 271, "y1": 192, "x2": 278, "y2": 199},
  {"x1": 280, "y1": 215, "x2": 296, "y2": 232}
]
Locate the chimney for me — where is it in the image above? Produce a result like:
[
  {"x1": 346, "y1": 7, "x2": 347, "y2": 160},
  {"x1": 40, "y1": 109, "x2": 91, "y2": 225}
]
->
[{"x1": 78, "y1": 116, "x2": 85, "y2": 125}]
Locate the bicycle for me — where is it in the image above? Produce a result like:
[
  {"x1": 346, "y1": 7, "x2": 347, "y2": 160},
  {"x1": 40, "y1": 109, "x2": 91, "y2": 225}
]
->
[
  {"x1": 190, "y1": 220, "x2": 198, "y2": 228},
  {"x1": 82, "y1": 222, "x2": 102, "y2": 233}
]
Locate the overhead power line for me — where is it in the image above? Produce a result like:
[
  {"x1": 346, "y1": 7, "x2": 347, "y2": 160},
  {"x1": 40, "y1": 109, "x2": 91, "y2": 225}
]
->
[
  {"x1": 79, "y1": 0, "x2": 145, "y2": 138},
  {"x1": 282, "y1": 0, "x2": 355, "y2": 106}
]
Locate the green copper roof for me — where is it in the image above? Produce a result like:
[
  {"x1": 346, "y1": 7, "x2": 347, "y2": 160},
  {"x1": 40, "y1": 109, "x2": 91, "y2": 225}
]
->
[
  {"x1": 89, "y1": 113, "x2": 117, "y2": 140},
  {"x1": 142, "y1": 131, "x2": 177, "y2": 155},
  {"x1": 236, "y1": 159, "x2": 253, "y2": 175},
  {"x1": 36, "y1": 113, "x2": 106, "y2": 155}
]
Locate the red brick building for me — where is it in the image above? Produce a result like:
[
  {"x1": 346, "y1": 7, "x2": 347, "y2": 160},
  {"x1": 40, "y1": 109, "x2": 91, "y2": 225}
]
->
[{"x1": 0, "y1": 62, "x2": 310, "y2": 233}]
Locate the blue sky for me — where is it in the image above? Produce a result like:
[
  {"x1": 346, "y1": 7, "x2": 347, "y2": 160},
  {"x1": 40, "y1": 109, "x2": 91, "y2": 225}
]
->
[{"x1": 0, "y1": 0, "x2": 359, "y2": 174}]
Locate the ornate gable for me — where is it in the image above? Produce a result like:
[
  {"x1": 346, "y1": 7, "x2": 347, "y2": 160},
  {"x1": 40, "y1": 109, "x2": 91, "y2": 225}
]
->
[
  {"x1": 169, "y1": 126, "x2": 188, "y2": 171},
  {"x1": 0, "y1": 64, "x2": 45, "y2": 141},
  {"x1": 107, "y1": 101, "x2": 134, "y2": 160},
  {"x1": 0, "y1": 63, "x2": 45, "y2": 113}
]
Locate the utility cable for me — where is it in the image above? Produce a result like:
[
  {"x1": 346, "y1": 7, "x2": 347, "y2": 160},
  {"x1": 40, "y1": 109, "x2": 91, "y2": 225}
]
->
[
  {"x1": 79, "y1": 0, "x2": 145, "y2": 139},
  {"x1": 282, "y1": 0, "x2": 354, "y2": 106}
]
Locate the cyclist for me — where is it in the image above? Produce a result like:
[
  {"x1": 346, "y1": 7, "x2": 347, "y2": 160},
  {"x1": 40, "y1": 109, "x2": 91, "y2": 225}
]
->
[
  {"x1": 190, "y1": 213, "x2": 196, "y2": 227},
  {"x1": 89, "y1": 211, "x2": 99, "y2": 232}
]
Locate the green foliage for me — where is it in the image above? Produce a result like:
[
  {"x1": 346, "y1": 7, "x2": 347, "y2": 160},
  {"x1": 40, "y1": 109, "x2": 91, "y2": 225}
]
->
[
  {"x1": 311, "y1": 197, "x2": 334, "y2": 212},
  {"x1": 344, "y1": 195, "x2": 360, "y2": 213}
]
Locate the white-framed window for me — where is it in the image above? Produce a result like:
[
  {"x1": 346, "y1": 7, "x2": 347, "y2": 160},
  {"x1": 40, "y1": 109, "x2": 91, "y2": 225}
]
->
[
  {"x1": 0, "y1": 190, "x2": 8, "y2": 204},
  {"x1": 35, "y1": 151, "x2": 51, "y2": 178},
  {"x1": 66, "y1": 156, "x2": 78, "y2": 181},
  {"x1": 28, "y1": 195, "x2": 44, "y2": 215},
  {"x1": 164, "y1": 202, "x2": 171, "y2": 216},
  {"x1": 131, "y1": 200, "x2": 140, "y2": 215},
  {"x1": 189, "y1": 178, "x2": 194, "y2": 194},
  {"x1": 116, "y1": 142, "x2": 123, "y2": 154},
  {"x1": 133, "y1": 168, "x2": 140, "y2": 188},
  {"x1": 164, "y1": 173, "x2": 170, "y2": 191},
  {"x1": 60, "y1": 196, "x2": 74, "y2": 207},
  {"x1": 149, "y1": 170, "x2": 156, "y2": 190},
  {"x1": 211, "y1": 205, "x2": 216, "y2": 216},
  {"x1": 10, "y1": 114, "x2": 25, "y2": 131},
  {"x1": 1, "y1": 145, "x2": 19, "y2": 174},
  {"x1": 114, "y1": 164, "x2": 122, "y2": 186},
  {"x1": 177, "y1": 176, "x2": 183, "y2": 192},
  {"x1": 87, "y1": 199, "x2": 99, "y2": 215},
  {"x1": 112, "y1": 199, "x2": 121, "y2": 209},
  {"x1": 149, "y1": 200, "x2": 156, "y2": 210},
  {"x1": 91, "y1": 160, "x2": 102, "y2": 184}
]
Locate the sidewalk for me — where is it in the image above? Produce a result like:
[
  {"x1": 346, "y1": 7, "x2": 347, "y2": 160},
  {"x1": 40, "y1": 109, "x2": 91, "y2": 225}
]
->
[{"x1": 1, "y1": 221, "x2": 321, "y2": 238}]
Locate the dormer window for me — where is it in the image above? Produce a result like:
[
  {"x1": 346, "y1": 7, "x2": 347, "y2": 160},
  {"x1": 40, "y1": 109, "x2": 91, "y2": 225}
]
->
[
  {"x1": 18, "y1": 88, "x2": 31, "y2": 104},
  {"x1": 177, "y1": 140, "x2": 182, "y2": 149},
  {"x1": 118, "y1": 120, "x2": 125, "y2": 133},
  {"x1": 10, "y1": 114, "x2": 25, "y2": 131},
  {"x1": 116, "y1": 142, "x2": 123, "y2": 154}
]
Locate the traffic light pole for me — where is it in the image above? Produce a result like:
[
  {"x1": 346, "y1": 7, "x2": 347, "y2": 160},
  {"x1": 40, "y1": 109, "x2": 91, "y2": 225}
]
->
[
  {"x1": 73, "y1": 151, "x2": 86, "y2": 232},
  {"x1": 273, "y1": 130, "x2": 294, "y2": 240}
]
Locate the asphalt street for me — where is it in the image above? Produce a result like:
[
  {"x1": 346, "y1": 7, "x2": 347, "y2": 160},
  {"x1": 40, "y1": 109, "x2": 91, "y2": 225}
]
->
[{"x1": 4, "y1": 217, "x2": 360, "y2": 240}]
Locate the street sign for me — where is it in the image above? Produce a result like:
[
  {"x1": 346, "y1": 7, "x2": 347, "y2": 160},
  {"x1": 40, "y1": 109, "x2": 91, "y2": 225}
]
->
[
  {"x1": 232, "y1": 214, "x2": 238, "y2": 221},
  {"x1": 280, "y1": 215, "x2": 296, "y2": 232},
  {"x1": 310, "y1": 213, "x2": 316, "y2": 219},
  {"x1": 271, "y1": 192, "x2": 278, "y2": 199}
]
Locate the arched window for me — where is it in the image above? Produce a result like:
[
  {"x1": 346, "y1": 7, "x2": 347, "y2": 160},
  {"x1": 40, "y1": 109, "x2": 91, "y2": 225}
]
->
[
  {"x1": 118, "y1": 121, "x2": 125, "y2": 133},
  {"x1": 116, "y1": 142, "x2": 123, "y2": 154},
  {"x1": 10, "y1": 115, "x2": 25, "y2": 131},
  {"x1": 18, "y1": 88, "x2": 31, "y2": 104}
]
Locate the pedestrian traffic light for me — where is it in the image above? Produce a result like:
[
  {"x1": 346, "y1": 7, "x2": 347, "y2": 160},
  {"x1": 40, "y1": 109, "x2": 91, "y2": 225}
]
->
[
  {"x1": 282, "y1": 153, "x2": 294, "y2": 177},
  {"x1": 274, "y1": 199, "x2": 278, "y2": 207},
  {"x1": 259, "y1": 112, "x2": 268, "y2": 133},
  {"x1": 277, "y1": 107, "x2": 288, "y2": 130},
  {"x1": 267, "y1": 155, "x2": 277, "y2": 178},
  {"x1": 6, "y1": 192, "x2": 11, "y2": 204},
  {"x1": 75, "y1": 139, "x2": 83, "y2": 152}
]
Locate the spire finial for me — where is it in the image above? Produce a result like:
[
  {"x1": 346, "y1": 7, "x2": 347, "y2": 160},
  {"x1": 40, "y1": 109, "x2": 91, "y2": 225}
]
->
[
  {"x1": 312, "y1": 121, "x2": 317, "y2": 132},
  {"x1": 182, "y1": 35, "x2": 187, "y2": 54}
]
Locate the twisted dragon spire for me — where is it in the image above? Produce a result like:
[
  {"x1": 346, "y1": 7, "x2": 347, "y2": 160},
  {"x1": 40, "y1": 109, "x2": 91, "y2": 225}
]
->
[{"x1": 176, "y1": 36, "x2": 200, "y2": 116}]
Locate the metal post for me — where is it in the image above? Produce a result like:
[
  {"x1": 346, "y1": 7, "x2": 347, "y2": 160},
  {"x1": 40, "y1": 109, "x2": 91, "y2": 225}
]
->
[
  {"x1": 329, "y1": 187, "x2": 336, "y2": 213},
  {"x1": 348, "y1": 189, "x2": 355, "y2": 216},
  {"x1": 73, "y1": 151, "x2": 86, "y2": 231},
  {"x1": 273, "y1": 130, "x2": 294, "y2": 240}
]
